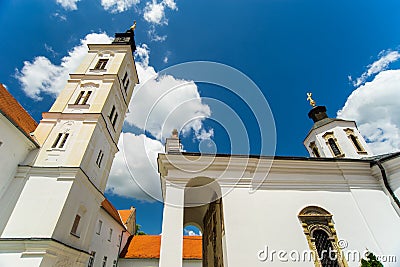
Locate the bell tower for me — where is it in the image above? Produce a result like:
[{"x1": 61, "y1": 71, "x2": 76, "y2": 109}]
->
[
  {"x1": 0, "y1": 24, "x2": 138, "y2": 266},
  {"x1": 303, "y1": 93, "x2": 373, "y2": 159}
]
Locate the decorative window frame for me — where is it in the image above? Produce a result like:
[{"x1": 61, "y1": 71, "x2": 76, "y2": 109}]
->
[
  {"x1": 322, "y1": 132, "x2": 344, "y2": 158},
  {"x1": 298, "y1": 206, "x2": 348, "y2": 267},
  {"x1": 90, "y1": 51, "x2": 115, "y2": 72},
  {"x1": 309, "y1": 141, "x2": 321, "y2": 158},
  {"x1": 343, "y1": 128, "x2": 367, "y2": 155}
]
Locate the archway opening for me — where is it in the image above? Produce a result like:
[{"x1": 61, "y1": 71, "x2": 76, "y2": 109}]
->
[{"x1": 184, "y1": 177, "x2": 225, "y2": 267}]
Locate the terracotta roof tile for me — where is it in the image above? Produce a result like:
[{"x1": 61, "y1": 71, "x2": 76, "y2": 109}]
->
[
  {"x1": 0, "y1": 84, "x2": 38, "y2": 143},
  {"x1": 101, "y1": 199, "x2": 125, "y2": 227},
  {"x1": 120, "y1": 235, "x2": 202, "y2": 259},
  {"x1": 118, "y1": 209, "x2": 131, "y2": 224}
]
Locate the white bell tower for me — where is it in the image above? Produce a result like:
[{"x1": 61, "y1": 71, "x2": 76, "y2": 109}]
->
[
  {"x1": 0, "y1": 25, "x2": 138, "y2": 267},
  {"x1": 303, "y1": 93, "x2": 373, "y2": 159}
]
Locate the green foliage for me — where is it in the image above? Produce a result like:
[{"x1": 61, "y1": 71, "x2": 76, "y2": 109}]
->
[
  {"x1": 135, "y1": 224, "x2": 146, "y2": 235},
  {"x1": 360, "y1": 252, "x2": 383, "y2": 267}
]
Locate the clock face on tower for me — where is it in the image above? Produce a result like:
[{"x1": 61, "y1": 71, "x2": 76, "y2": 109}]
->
[{"x1": 115, "y1": 36, "x2": 130, "y2": 43}]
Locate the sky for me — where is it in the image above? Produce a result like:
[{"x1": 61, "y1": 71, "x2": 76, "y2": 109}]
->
[{"x1": 1, "y1": 0, "x2": 400, "y2": 235}]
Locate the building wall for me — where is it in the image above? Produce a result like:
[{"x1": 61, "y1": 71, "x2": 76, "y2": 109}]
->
[
  {"x1": 0, "y1": 115, "x2": 36, "y2": 202},
  {"x1": 221, "y1": 184, "x2": 400, "y2": 267},
  {"x1": 87, "y1": 208, "x2": 128, "y2": 267}
]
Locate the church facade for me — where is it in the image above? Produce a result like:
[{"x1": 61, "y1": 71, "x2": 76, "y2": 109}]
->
[{"x1": 0, "y1": 28, "x2": 400, "y2": 267}]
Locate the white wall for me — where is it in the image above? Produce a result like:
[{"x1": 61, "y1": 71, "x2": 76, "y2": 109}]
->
[
  {"x1": 222, "y1": 186, "x2": 400, "y2": 267},
  {"x1": 0, "y1": 115, "x2": 36, "y2": 202},
  {"x1": 88, "y1": 208, "x2": 127, "y2": 267}
]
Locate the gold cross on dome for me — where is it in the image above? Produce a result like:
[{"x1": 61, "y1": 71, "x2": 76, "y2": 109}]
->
[{"x1": 307, "y1": 92, "x2": 316, "y2": 107}]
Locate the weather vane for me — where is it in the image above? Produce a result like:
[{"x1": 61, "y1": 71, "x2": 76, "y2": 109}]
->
[
  {"x1": 307, "y1": 92, "x2": 316, "y2": 107},
  {"x1": 130, "y1": 20, "x2": 137, "y2": 31}
]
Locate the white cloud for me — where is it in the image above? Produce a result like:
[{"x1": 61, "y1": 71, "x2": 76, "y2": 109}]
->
[
  {"x1": 148, "y1": 25, "x2": 167, "y2": 42},
  {"x1": 352, "y1": 50, "x2": 400, "y2": 87},
  {"x1": 143, "y1": 0, "x2": 177, "y2": 25},
  {"x1": 101, "y1": 0, "x2": 140, "y2": 13},
  {"x1": 184, "y1": 229, "x2": 202, "y2": 236},
  {"x1": 16, "y1": 33, "x2": 113, "y2": 100},
  {"x1": 106, "y1": 133, "x2": 164, "y2": 201},
  {"x1": 126, "y1": 65, "x2": 212, "y2": 140},
  {"x1": 338, "y1": 69, "x2": 400, "y2": 154},
  {"x1": 56, "y1": 0, "x2": 80, "y2": 10}
]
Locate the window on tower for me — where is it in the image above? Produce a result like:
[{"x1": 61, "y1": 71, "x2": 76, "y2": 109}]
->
[
  {"x1": 94, "y1": 59, "x2": 108, "y2": 70},
  {"x1": 322, "y1": 132, "x2": 344, "y2": 157},
  {"x1": 344, "y1": 128, "x2": 366, "y2": 154},
  {"x1": 121, "y1": 72, "x2": 130, "y2": 92},
  {"x1": 102, "y1": 256, "x2": 107, "y2": 267},
  {"x1": 96, "y1": 150, "x2": 104, "y2": 167},
  {"x1": 74, "y1": 90, "x2": 92, "y2": 105},
  {"x1": 309, "y1": 142, "x2": 321, "y2": 158},
  {"x1": 108, "y1": 105, "x2": 119, "y2": 130},
  {"x1": 328, "y1": 138, "x2": 341, "y2": 156},
  {"x1": 52, "y1": 132, "x2": 70, "y2": 149}
]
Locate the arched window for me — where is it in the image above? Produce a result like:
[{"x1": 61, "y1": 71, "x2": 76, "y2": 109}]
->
[
  {"x1": 313, "y1": 230, "x2": 339, "y2": 267},
  {"x1": 328, "y1": 138, "x2": 341, "y2": 156},
  {"x1": 344, "y1": 128, "x2": 366, "y2": 154},
  {"x1": 298, "y1": 206, "x2": 346, "y2": 267}
]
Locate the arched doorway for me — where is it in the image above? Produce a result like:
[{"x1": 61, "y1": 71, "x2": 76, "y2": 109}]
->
[{"x1": 184, "y1": 177, "x2": 225, "y2": 267}]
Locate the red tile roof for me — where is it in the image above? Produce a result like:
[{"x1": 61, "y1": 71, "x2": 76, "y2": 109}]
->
[
  {"x1": 120, "y1": 235, "x2": 202, "y2": 260},
  {"x1": 118, "y1": 209, "x2": 131, "y2": 224},
  {"x1": 0, "y1": 84, "x2": 38, "y2": 144},
  {"x1": 101, "y1": 199, "x2": 125, "y2": 228}
]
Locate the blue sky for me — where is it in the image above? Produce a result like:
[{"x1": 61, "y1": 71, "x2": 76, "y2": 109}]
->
[{"x1": 1, "y1": 0, "x2": 400, "y2": 234}]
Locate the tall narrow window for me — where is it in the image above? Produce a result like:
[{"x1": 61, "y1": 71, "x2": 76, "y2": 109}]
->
[
  {"x1": 52, "y1": 133, "x2": 63, "y2": 148},
  {"x1": 108, "y1": 228, "x2": 113, "y2": 241},
  {"x1": 112, "y1": 260, "x2": 117, "y2": 267},
  {"x1": 122, "y1": 72, "x2": 128, "y2": 84},
  {"x1": 112, "y1": 113, "x2": 118, "y2": 128},
  {"x1": 298, "y1": 206, "x2": 346, "y2": 267},
  {"x1": 312, "y1": 147, "x2": 321, "y2": 158},
  {"x1": 124, "y1": 79, "x2": 130, "y2": 92},
  {"x1": 328, "y1": 138, "x2": 341, "y2": 156},
  {"x1": 59, "y1": 133, "x2": 70, "y2": 148},
  {"x1": 52, "y1": 133, "x2": 69, "y2": 149},
  {"x1": 102, "y1": 256, "x2": 107, "y2": 267},
  {"x1": 309, "y1": 142, "x2": 321, "y2": 158},
  {"x1": 71, "y1": 214, "x2": 81, "y2": 235},
  {"x1": 109, "y1": 106, "x2": 116, "y2": 120},
  {"x1": 96, "y1": 150, "x2": 104, "y2": 167},
  {"x1": 108, "y1": 105, "x2": 119, "y2": 129},
  {"x1": 94, "y1": 59, "x2": 108, "y2": 70},
  {"x1": 350, "y1": 134, "x2": 363, "y2": 152},
  {"x1": 96, "y1": 220, "x2": 103, "y2": 235}
]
